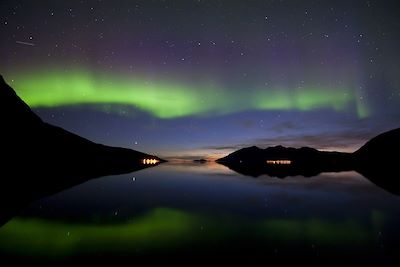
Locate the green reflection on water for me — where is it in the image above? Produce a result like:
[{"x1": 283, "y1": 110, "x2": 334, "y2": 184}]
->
[
  {"x1": 261, "y1": 219, "x2": 369, "y2": 244},
  {"x1": 0, "y1": 208, "x2": 204, "y2": 257},
  {"x1": 0, "y1": 208, "x2": 377, "y2": 258}
]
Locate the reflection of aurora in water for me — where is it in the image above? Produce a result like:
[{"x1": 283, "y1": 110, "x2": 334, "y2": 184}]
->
[
  {"x1": 6, "y1": 69, "x2": 368, "y2": 119},
  {"x1": 0, "y1": 208, "x2": 383, "y2": 258}
]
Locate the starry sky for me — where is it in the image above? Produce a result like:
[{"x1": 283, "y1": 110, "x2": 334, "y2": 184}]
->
[{"x1": 1, "y1": 0, "x2": 399, "y2": 160}]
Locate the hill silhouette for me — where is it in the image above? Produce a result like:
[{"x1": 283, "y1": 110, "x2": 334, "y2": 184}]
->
[
  {"x1": 1, "y1": 74, "x2": 164, "y2": 176},
  {"x1": 216, "y1": 128, "x2": 400, "y2": 195},
  {"x1": 0, "y1": 74, "x2": 165, "y2": 225},
  {"x1": 193, "y1": 159, "x2": 207, "y2": 163},
  {"x1": 353, "y1": 128, "x2": 400, "y2": 195},
  {"x1": 354, "y1": 128, "x2": 400, "y2": 165},
  {"x1": 216, "y1": 145, "x2": 353, "y2": 178}
]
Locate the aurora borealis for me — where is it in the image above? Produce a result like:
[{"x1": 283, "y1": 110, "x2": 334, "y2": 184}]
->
[
  {"x1": 8, "y1": 69, "x2": 356, "y2": 118},
  {"x1": 1, "y1": 0, "x2": 400, "y2": 159}
]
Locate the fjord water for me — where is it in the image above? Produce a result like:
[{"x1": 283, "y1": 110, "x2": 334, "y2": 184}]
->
[{"x1": 1, "y1": 162, "x2": 399, "y2": 264}]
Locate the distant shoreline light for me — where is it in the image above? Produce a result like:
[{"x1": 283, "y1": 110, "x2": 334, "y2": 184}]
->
[
  {"x1": 266, "y1": 160, "x2": 292, "y2": 165},
  {"x1": 143, "y1": 158, "x2": 159, "y2": 165}
]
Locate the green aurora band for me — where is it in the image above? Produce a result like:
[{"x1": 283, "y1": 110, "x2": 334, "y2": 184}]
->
[
  {"x1": 0, "y1": 208, "x2": 379, "y2": 258},
  {"x1": 6, "y1": 70, "x2": 369, "y2": 119}
]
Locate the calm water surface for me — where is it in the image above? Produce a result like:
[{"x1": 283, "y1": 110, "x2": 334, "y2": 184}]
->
[{"x1": 1, "y1": 162, "x2": 399, "y2": 264}]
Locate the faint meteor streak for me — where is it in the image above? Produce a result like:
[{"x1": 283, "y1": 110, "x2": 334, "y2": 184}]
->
[{"x1": 16, "y1": 41, "x2": 35, "y2": 46}]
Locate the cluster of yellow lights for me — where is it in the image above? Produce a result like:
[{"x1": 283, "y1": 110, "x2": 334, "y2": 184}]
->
[
  {"x1": 142, "y1": 159, "x2": 159, "y2": 165},
  {"x1": 266, "y1": 160, "x2": 292, "y2": 165}
]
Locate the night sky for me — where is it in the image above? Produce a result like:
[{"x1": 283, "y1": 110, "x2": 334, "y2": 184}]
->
[{"x1": 1, "y1": 0, "x2": 399, "y2": 160}]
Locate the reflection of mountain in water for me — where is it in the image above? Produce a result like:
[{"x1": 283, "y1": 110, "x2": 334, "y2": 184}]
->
[
  {"x1": 217, "y1": 128, "x2": 400, "y2": 196},
  {"x1": 0, "y1": 74, "x2": 164, "y2": 226},
  {"x1": 0, "y1": 163, "x2": 161, "y2": 227},
  {"x1": 216, "y1": 146, "x2": 353, "y2": 178},
  {"x1": 354, "y1": 128, "x2": 400, "y2": 195}
]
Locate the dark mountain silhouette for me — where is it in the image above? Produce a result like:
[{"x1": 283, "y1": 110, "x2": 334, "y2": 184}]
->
[
  {"x1": 0, "y1": 74, "x2": 165, "y2": 225},
  {"x1": 216, "y1": 145, "x2": 353, "y2": 178},
  {"x1": 353, "y1": 128, "x2": 400, "y2": 195},
  {"x1": 1, "y1": 74, "x2": 164, "y2": 176},
  {"x1": 354, "y1": 128, "x2": 400, "y2": 165},
  {"x1": 216, "y1": 128, "x2": 400, "y2": 195}
]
